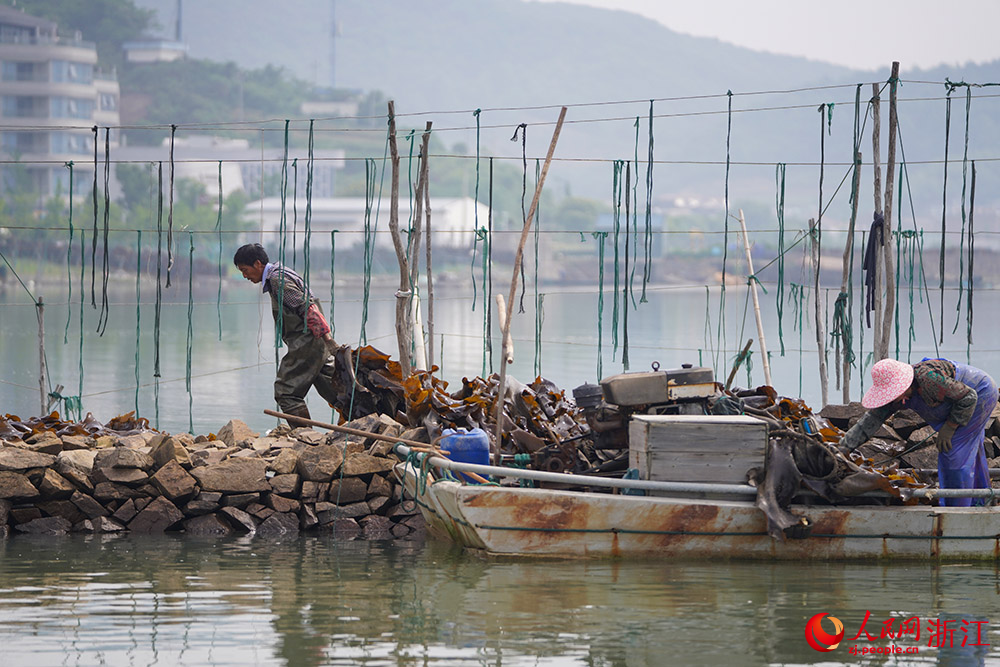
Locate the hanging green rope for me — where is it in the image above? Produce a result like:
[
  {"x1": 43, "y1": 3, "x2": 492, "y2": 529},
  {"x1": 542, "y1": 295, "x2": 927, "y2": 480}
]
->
[
  {"x1": 642, "y1": 100, "x2": 654, "y2": 303},
  {"x1": 470, "y1": 108, "x2": 482, "y2": 312},
  {"x1": 166, "y1": 124, "x2": 176, "y2": 289},
  {"x1": 216, "y1": 160, "x2": 223, "y2": 341},
  {"x1": 790, "y1": 282, "x2": 805, "y2": 396},
  {"x1": 90, "y1": 125, "x2": 97, "y2": 308},
  {"x1": 622, "y1": 161, "x2": 631, "y2": 370},
  {"x1": 134, "y1": 230, "x2": 141, "y2": 416},
  {"x1": 938, "y1": 86, "x2": 952, "y2": 344},
  {"x1": 63, "y1": 161, "x2": 74, "y2": 344},
  {"x1": 276, "y1": 119, "x2": 290, "y2": 348},
  {"x1": 97, "y1": 127, "x2": 111, "y2": 336},
  {"x1": 967, "y1": 161, "x2": 976, "y2": 362},
  {"x1": 305, "y1": 120, "x2": 315, "y2": 334},
  {"x1": 629, "y1": 116, "x2": 639, "y2": 309},
  {"x1": 291, "y1": 158, "x2": 298, "y2": 270},
  {"x1": 154, "y1": 162, "x2": 164, "y2": 430},
  {"x1": 77, "y1": 226, "x2": 85, "y2": 416},
  {"x1": 952, "y1": 86, "x2": 971, "y2": 334},
  {"x1": 593, "y1": 231, "x2": 608, "y2": 379},
  {"x1": 774, "y1": 163, "x2": 786, "y2": 356},
  {"x1": 512, "y1": 123, "x2": 528, "y2": 313},
  {"x1": 534, "y1": 158, "x2": 542, "y2": 377},
  {"x1": 611, "y1": 160, "x2": 623, "y2": 359},
  {"x1": 359, "y1": 157, "x2": 378, "y2": 345},
  {"x1": 329, "y1": 230, "x2": 337, "y2": 339},
  {"x1": 485, "y1": 158, "x2": 495, "y2": 375},
  {"x1": 716, "y1": 90, "x2": 733, "y2": 373},
  {"x1": 186, "y1": 232, "x2": 195, "y2": 434},
  {"x1": 859, "y1": 230, "x2": 867, "y2": 396}
]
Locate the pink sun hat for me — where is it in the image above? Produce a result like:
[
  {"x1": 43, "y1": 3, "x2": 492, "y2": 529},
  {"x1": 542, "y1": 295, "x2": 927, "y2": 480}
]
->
[{"x1": 861, "y1": 358, "x2": 914, "y2": 409}]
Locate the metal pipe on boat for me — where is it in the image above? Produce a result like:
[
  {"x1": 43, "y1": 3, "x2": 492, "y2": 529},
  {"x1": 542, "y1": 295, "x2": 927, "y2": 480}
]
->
[{"x1": 395, "y1": 444, "x2": 1000, "y2": 500}]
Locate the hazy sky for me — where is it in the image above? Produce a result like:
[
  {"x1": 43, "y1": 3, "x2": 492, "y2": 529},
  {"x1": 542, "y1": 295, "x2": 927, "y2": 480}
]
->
[{"x1": 532, "y1": 0, "x2": 1000, "y2": 71}]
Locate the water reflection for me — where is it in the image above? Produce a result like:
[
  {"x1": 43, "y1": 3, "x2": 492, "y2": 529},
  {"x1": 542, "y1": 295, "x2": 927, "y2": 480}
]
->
[{"x1": 0, "y1": 535, "x2": 997, "y2": 666}]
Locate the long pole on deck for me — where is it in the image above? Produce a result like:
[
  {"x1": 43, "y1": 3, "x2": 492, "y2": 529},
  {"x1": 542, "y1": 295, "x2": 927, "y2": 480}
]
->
[
  {"x1": 493, "y1": 107, "x2": 567, "y2": 465},
  {"x1": 737, "y1": 210, "x2": 771, "y2": 387}
]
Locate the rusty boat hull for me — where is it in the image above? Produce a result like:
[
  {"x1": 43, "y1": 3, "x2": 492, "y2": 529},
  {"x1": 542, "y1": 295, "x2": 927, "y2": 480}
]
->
[{"x1": 395, "y1": 464, "x2": 1000, "y2": 560}]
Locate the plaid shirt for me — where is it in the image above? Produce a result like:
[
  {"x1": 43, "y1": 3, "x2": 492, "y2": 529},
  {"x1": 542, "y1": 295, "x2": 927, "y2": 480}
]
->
[
  {"x1": 871, "y1": 359, "x2": 977, "y2": 426},
  {"x1": 262, "y1": 263, "x2": 312, "y2": 318}
]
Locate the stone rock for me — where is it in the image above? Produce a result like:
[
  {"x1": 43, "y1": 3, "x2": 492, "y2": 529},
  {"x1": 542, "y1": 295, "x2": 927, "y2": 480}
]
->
[
  {"x1": 299, "y1": 503, "x2": 318, "y2": 528},
  {"x1": 366, "y1": 475, "x2": 393, "y2": 499},
  {"x1": 368, "y1": 439, "x2": 398, "y2": 459},
  {"x1": 818, "y1": 402, "x2": 866, "y2": 428},
  {"x1": 295, "y1": 445, "x2": 345, "y2": 482},
  {"x1": 402, "y1": 514, "x2": 427, "y2": 536},
  {"x1": 0, "y1": 471, "x2": 39, "y2": 499},
  {"x1": 230, "y1": 449, "x2": 261, "y2": 459},
  {"x1": 22, "y1": 436, "x2": 64, "y2": 455},
  {"x1": 183, "y1": 513, "x2": 234, "y2": 536},
  {"x1": 173, "y1": 433, "x2": 196, "y2": 448},
  {"x1": 217, "y1": 419, "x2": 259, "y2": 448},
  {"x1": 387, "y1": 503, "x2": 420, "y2": 518},
  {"x1": 269, "y1": 473, "x2": 300, "y2": 495},
  {"x1": 93, "y1": 435, "x2": 117, "y2": 449},
  {"x1": 268, "y1": 449, "x2": 299, "y2": 475},
  {"x1": 38, "y1": 468, "x2": 76, "y2": 499},
  {"x1": 889, "y1": 409, "x2": 926, "y2": 440},
  {"x1": 183, "y1": 495, "x2": 220, "y2": 516},
  {"x1": 264, "y1": 493, "x2": 300, "y2": 513},
  {"x1": 250, "y1": 436, "x2": 280, "y2": 453},
  {"x1": 191, "y1": 458, "x2": 269, "y2": 493},
  {"x1": 367, "y1": 495, "x2": 390, "y2": 515},
  {"x1": 113, "y1": 498, "x2": 138, "y2": 523},
  {"x1": 0, "y1": 448, "x2": 56, "y2": 471},
  {"x1": 11, "y1": 506, "x2": 42, "y2": 523},
  {"x1": 328, "y1": 477, "x2": 368, "y2": 504},
  {"x1": 60, "y1": 434, "x2": 91, "y2": 450},
  {"x1": 317, "y1": 501, "x2": 369, "y2": 524},
  {"x1": 331, "y1": 518, "x2": 361, "y2": 539},
  {"x1": 15, "y1": 516, "x2": 71, "y2": 535},
  {"x1": 128, "y1": 496, "x2": 183, "y2": 533},
  {"x1": 190, "y1": 448, "x2": 227, "y2": 468},
  {"x1": 360, "y1": 515, "x2": 392, "y2": 539},
  {"x1": 300, "y1": 480, "x2": 327, "y2": 502},
  {"x1": 341, "y1": 453, "x2": 396, "y2": 477},
  {"x1": 221, "y1": 493, "x2": 260, "y2": 508},
  {"x1": 247, "y1": 503, "x2": 274, "y2": 521},
  {"x1": 95, "y1": 447, "x2": 154, "y2": 471},
  {"x1": 71, "y1": 490, "x2": 107, "y2": 518},
  {"x1": 294, "y1": 429, "x2": 325, "y2": 446},
  {"x1": 0, "y1": 498, "x2": 10, "y2": 524},
  {"x1": 91, "y1": 467, "x2": 149, "y2": 486},
  {"x1": 117, "y1": 434, "x2": 148, "y2": 450},
  {"x1": 148, "y1": 435, "x2": 177, "y2": 470},
  {"x1": 134, "y1": 497, "x2": 152, "y2": 511},
  {"x1": 218, "y1": 506, "x2": 256, "y2": 533},
  {"x1": 399, "y1": 427, "x2": 429, "y2": 444},
  {"x1": 391, "y1": 522, "x2": 411, "y2": 538},
  {"x1": 95, "y1": 516, "x2": 126, "y2": 532},
  {"x1": 92, "y1": 481, "x2": 144, "y2": 502},
  {"x1": 73, "y1": 519, "x2": 95, "y2": 533},
  {"x1": 151, "y1": 460, "x2": 198, "y2": 501},
  {"x1": 37, "y1": 500, "x2": 85, "y2": 524},
  {"x1": 173, "y1": 444, "x2": 192, "y2": 467},
  {"x1": 257, "y1": 512, "x2": 299, "y2": 537},
  {"x1": 56, "y1": 450, "x2": 97, "y2": 490}
]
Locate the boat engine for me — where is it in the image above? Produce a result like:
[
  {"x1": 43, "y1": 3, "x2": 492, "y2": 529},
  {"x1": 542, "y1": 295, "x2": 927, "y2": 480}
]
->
[{"x1": 573, "y1": 362, "x2": 720, "y2": 453}]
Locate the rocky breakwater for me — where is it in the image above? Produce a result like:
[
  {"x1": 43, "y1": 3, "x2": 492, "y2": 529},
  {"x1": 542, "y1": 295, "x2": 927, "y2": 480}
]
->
[{"x1": 0, "y1": 414, "x2": 427, "y2": 540}]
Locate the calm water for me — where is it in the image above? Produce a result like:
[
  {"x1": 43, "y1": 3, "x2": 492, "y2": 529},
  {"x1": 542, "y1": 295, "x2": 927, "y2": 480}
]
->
[{"x1": 0, "y1": 534, "x2": 998, "y2": 666}]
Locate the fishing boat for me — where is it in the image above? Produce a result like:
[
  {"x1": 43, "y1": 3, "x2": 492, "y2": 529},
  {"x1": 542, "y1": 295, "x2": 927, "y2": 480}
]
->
[{"x1": 392, "y1": 442, "x2": 1000, "y2": 560}]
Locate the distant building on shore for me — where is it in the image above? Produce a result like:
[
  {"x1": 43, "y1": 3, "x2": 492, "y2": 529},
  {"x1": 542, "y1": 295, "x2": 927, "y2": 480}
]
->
[{"x1": 0, "y1": 5, "x2": 120, "y2": 199}]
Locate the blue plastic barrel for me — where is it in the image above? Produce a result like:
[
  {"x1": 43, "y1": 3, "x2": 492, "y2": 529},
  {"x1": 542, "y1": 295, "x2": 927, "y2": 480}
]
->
[{"x1": 440, "y1": 427, "x2": 490, "y2": 483}]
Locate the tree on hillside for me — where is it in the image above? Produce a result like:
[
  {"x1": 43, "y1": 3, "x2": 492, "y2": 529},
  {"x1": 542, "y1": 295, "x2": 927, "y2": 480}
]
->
[{"x1": 2, "y1": 0, "x2": 157, "y2": 68}]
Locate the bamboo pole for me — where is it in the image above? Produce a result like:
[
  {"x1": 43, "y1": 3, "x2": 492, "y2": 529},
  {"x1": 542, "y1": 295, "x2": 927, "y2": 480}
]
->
[
  {"x1": 493, "y1": 107, "x2": 567, "y2": 465},
  {"x1": 871, "y1": 83, "x2": 884, "y2": 361},
  {"x1": 737, "y1": 210, "x2": 771, "y2": 387},
  {"x1": 424, "y1": 146, "x2": 435, "y2": 369},
  {"x1": 262, "y1": 409, "x2": 490, "y2": 483},
  {"x1": 386, "y1": 101, "x2": 414, "y2": 376},
  {"x1": 879, "y1": 62, "x2": 900, "y2": 361}
]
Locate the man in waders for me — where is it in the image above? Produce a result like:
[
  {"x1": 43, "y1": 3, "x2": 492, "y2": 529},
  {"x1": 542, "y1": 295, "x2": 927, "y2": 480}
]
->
[{"x1": 234, "y1": 243, "x2": 338, "y2": 427}]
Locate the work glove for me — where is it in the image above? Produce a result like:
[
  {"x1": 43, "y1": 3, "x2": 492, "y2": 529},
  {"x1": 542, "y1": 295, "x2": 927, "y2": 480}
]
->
[
  {"x1": 837, "y1": 422, "x2": 867, "y2": 454},
  {"x1": 935, "y1": 422, "x2": 958, "y2": 453},
  {"x1": 306, "y1": 303, "x2": 331, "y2": 338}
]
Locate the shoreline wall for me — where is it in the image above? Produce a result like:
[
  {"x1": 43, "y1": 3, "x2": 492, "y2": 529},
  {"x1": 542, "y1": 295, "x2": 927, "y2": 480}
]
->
[{"x1": 0, "y1": 415, "x2": 428, "y2": 540}]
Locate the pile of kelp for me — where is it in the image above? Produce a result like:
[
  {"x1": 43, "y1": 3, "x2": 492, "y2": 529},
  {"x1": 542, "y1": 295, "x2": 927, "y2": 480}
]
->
[{"x1": 0, "y1": 411, "x2": 153, "y2": 441}]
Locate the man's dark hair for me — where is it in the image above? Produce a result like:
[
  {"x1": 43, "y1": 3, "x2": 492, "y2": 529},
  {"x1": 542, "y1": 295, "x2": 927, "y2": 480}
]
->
[{"x1": 234, "y1": 243, "x2": 269, "y2": 267}]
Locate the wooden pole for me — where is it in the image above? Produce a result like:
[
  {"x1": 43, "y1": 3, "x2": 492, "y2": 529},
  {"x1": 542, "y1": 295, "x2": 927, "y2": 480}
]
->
[
  {"x1": 840, "y1": 150, "x2": 863, "y2": 403},
  {"x1": 879, "y1": 62, "x2": 900, "y2": 362},
  {"x1": 492, "y1": 107, "x2": 567, "y2": 465},
  {"x1": 424, "y1": 143, "x2": 435, "y2": 369},
  {"x1": 386, "y1": 101, "x2": 413, "y2": 376},
  {"x1": 870, "y1": 83, "x2": 884, "y2": 361},
  {"x1": 406, "y1": 122, "x2": 432, "y2": 370},
  {"x1": 737, "y1": 210, "x2": 771, "y2": 387},
  {"x1": 36, "y1": 296, "x2": 46, "y2": 415},
  {"x1": 726, "y1": 338, "x2": 754, "y2": 390}
]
